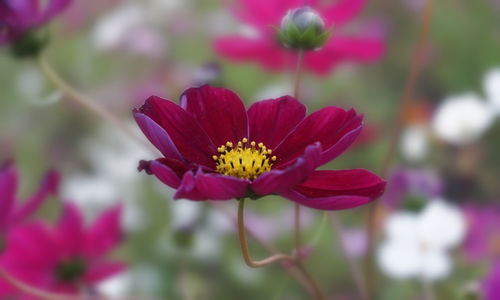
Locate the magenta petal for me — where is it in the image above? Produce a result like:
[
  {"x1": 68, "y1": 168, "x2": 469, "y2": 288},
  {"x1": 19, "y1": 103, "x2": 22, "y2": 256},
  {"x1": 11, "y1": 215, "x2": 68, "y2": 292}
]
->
[
  {"x1": 318, "y1": 118, "x2": 363, "y2": 166},
  {"x1": 4, "y1": 222, "x2": 59, "y2": 267},
  {"x1": 293, "y1": 169, "x2": 386, "y2": 199},
  {"x1": 251, "y1": 143, "x2": 321, "y2": 195},
  {"x1": 248, "y1": 96, "x2": 306, "y2": 149},
  {"x1": 0, "y1": 161, "x2": 18, "y2": 225},
  {"x1": 180, "y1": 85, "x2": 248, "y2": 147},
  {"x1": 280, "y1": 189, "x2": 372, "y2": 210},
  {"x1": 84, "y1": 205, "x2": 122, "y2": 258},
  {"x1": 133, "y1": 112, "x2": 184, "y2": 161},
  {"x1": 84, "y1": 262, "x2": 126, "y2": 284},
  {"x1": 9, "y1": 169, "x2": 59, "y2": 225},
  {"x1": 141, "y1": 158, "x2": 190, "y2": 189},
  {"x1": 174, "y1": 169, "x2": 248, "y2": 201},
  {"x1": 273, "y1": 107, "x2": 362, "y2": 167},
  {"x1": 214, "y1": 36, "x2": 287, "y2": 71},
  {"x1": 56, "y1": 203, "x2": 84, "y2": 257},
  {"x1": 137, "y1": 96, "x2": 217, "y2": 168},
  {"x1": 483, "y1": 261, "x2": 500, "y2": 300}
]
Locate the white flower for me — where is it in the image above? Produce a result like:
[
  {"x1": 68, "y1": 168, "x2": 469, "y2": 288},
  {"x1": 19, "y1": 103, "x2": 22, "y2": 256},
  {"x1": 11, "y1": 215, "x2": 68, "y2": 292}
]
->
[
  {"x1": 400, "y1": 124, "x2": 429, "y2": 162},
  {"x1": 432, "y1": 93, "x2": 495, "y2": 145},
  {"x1": 483, "y1": 67, "x2": 500, "y2": 114},
  {"x1": 377, "y1": 200, "x2": 465, "y2": 281}
]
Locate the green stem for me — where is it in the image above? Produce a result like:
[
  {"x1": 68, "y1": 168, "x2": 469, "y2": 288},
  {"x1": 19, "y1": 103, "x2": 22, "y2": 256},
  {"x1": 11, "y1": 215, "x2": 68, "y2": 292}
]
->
[{"x1": 237, "y1": 199, "x2": 296, "y2": 268}]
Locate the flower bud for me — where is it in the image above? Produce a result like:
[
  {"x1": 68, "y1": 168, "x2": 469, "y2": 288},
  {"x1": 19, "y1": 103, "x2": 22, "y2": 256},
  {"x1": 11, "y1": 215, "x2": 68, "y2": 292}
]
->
[
  {"x1": 278, "y1": 6, "x2": 331, "y2": 50},
  {"x1": 10, "y1": 29, "x2": 50, "y2": 58}
]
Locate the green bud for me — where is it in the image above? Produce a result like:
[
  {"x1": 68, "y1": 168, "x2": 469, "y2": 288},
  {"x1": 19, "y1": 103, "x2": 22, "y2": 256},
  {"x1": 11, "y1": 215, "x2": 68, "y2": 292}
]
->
[
  {"x1": 278, "y1": 6, "x2": 332, "y2": 51},
  {"x1": 10, "y1": 29, "x2": 49, "y2": 58}
]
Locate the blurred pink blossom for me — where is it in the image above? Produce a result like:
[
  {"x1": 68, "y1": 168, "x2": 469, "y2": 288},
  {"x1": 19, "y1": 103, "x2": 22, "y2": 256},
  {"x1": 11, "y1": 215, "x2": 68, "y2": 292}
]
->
[
  {"x1": 214, "y1": 0, "x2": 386, "y2": 76},
  {"x1": 463, "y1": 205, "x2": 500, "y2": 262},
  {"x1": 0, "y1": 203, "x2": 125, "y2": 298}
]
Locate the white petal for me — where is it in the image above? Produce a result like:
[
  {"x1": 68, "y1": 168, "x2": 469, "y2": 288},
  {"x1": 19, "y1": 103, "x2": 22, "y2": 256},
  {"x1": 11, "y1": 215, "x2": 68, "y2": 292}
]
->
[
  {"x1": 421, "y1": 249, "x2": 452, "y2": 281},
  {"x1": 384, "y1": 212, "x2": 419, "y2": 242},
  {"x1": 418, "y1": 199, "x2": 466, "y2": 249},
  {"x1": 483, "y1": 67, "x2": 500, "y2": 113},
  {"x1": 432, "y1": 93, "x2": 495, "y2": 145},
  {"x1": 377, "y1": 240, "x2": 422, "y2": 280}
]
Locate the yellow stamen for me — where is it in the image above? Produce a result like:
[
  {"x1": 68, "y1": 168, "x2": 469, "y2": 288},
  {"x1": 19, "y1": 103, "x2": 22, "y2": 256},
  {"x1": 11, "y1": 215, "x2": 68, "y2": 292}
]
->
[{"x1": 213, "y1": 138, "x2": 275, "y2": 180}]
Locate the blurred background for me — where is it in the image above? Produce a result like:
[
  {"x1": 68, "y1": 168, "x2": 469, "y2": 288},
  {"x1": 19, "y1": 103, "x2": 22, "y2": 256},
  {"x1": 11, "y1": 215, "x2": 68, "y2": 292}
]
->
[{"x1": 1, "y1": 0, "x2": 499, "y2": 299}]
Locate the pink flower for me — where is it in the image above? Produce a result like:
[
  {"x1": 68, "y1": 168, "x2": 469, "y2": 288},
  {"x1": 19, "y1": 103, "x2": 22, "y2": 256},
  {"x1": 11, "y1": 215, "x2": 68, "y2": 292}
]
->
[
  {"x1": 482, "y1": 261, "x2": 500, "y2": 300},
  {"x1": 463, "y1": 205, "x2": 500, "y2": 262},
  {"x1": 0, "y1": 161, "x2": 59, "y2": 234},
  {"x1": 214, "y1": 0, "x2": 386, "y2": 76},
  {"x1": 0, "y1": 0, "x2": 72, "y2": 46},
  {"x1": 134, "y1": 85, "x2": 386, "y2": 210},
  {"x1": 0, "y1": 203, "x2": 125, "y2": 298}
]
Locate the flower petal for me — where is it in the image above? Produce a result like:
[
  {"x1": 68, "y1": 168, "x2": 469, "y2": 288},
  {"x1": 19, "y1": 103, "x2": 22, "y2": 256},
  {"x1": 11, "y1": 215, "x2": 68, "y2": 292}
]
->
[
  {"x1": 304, "y1": 36, "x2": 386, "y2": 76},
  {"x1": 293, "y1": 169, "x2": 386, "y2": 198},
  {"x1": 248, "y1": 96, "x2": 306, "y2": 149},
  {"x1": 8, "y1": 169, "x2": 59, "y2": 225},
  {"x1": 279, "y1": 169, "x2": 386, "y2": 210},
  {"x1": 85, "y1": 205, "x2": 123, "y2": 258},
  {"x1": 180, "y1": 85, "x2": 248, "y2": 147},
  {"x1": 279, "y1": 190, "x2": 372, "y2": 210},
  {"x1": 56, "y1": 202, "x2": 84, "y2": 257},
  {"x1": 133, "y1": 112, "x2": 184, "y2": 161},
  {"x1": 251, "y1": 143, "x2": 321, "y2": 195},
  {"x1": 136, "y1": 96, "x2": 217, "y2": 168},
  {"x1": 0, "y1": 161, "x2": 18, "y2": 225},
  {"x1": 174, "y1": 169, "x2": 248, "y2": 201},
  {"x1": 273, "y1": 107, "x2": 362, "y2": 167},
  {"x1": 214, "y1": 36, "x2": 287, "y2": 71},
  {"x1": 139, "y1": 158, "x2": 190, "y2": 189}
]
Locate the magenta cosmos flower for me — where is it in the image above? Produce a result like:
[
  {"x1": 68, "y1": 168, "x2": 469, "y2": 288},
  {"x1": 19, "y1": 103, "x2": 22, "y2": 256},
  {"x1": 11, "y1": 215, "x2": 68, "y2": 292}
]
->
[
  {"x1": 463, "y1": 205, "x2": 500, "y2": 262},
  {"x1": 0, "y1": 161, "x2": 59, "y2": 235},
  {"x1": 214, "y1": 0, "x2": 385, "y2": 76},
  {"x1": 0, "y1": 203, "x2": 124, "y2": 297},
  {"x1": 0, "y1": 0, "x2": 72, "y2": 46},
  {"x1": 482, "y1": 261, "x2": 500, "y2": 300},
  {"x1": 134, "y1": 85, "x2": 386, "y2": 210}
]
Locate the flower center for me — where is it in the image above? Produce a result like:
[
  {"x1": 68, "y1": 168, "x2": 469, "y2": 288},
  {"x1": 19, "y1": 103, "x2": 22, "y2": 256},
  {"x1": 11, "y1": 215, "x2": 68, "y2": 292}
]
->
[
  {"x1": 56, "y1": 259, "x2": 86, "y2": 282},
  {"x1": 213, "y1": 138, "x2": 276, "y2": 180}
]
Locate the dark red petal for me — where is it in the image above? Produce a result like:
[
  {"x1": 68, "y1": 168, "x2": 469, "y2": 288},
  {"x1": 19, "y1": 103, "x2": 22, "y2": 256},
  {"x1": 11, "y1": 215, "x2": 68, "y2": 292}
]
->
[
  {"x1": 174, "y1": 169, "x2": 248, "y2": 201},
  {"x1": 248, "y1": 96, "x2": 306, "y2": 149},
  {"x1": 139, "y1": 158, "x2": 190, "y2": 189},
  {"x1": 137, "y1": 96, "x2": 217, "y2": 168},
  {"x1": 293, "y1": 169, "x2": 386, "y2": 199},
  {"x1": 180, "y1": 85, "x2": 248, "y2": 147},
  {"x1": 250, "y1": 143, "x2": 321, "y2": 195},
  {"x1": 279, "y1": 190, "x2": 372, "y2": 210},
  {"x1": 273, "y1": 107, "x2": 362, "y2": 167},
  {"x1": 133, "y1": 111, "x2": 184, "y2": 161}
]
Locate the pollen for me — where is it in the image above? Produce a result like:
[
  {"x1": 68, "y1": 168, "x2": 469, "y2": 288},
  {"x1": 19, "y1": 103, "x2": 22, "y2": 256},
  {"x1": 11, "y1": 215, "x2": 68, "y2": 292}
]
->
[{"x1": 213, "y1": 138, "x2": 276, "y2": 180}]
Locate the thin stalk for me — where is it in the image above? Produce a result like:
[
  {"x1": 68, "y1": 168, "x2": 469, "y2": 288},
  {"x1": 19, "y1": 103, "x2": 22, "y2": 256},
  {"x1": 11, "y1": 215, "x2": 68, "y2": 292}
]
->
[
  {"x1": 211, "y1": 202, "x2": 316, "y2": 297},
  {"x1": 36, "y1": 56, "x2": 150, "y2": 149},
  {"x1": 237, "y1": 199, "x2": 296, "y2": 268},
  {"x1": 421, "y1": 278, "x2": 435, "y2": 300},
  {"x1": 365, "y1": 0, "x2": 434, "y2": 298},
  {"x1": 330, "y1": 213, "x2": 368, "y2": 300},
  {"x1": 292, "y1": 49, "x2": 305, "y2": 257}
]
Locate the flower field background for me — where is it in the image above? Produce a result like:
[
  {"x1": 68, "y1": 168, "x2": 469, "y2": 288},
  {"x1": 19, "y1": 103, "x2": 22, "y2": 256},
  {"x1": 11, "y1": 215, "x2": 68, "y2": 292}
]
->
[{"x1": 0, "y1": 0, "x2": 499, "y2": 299}]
